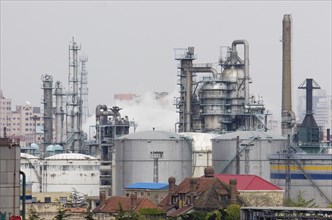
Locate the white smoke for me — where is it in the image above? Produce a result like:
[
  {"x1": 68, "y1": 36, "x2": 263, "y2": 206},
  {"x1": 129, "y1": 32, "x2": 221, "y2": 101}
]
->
[
  {"x1": 115, "y1": 91, "x2": 178, "y2": 132},
  {"x1": 82, "y1": 90, "x2": 178, "y2": 139}
]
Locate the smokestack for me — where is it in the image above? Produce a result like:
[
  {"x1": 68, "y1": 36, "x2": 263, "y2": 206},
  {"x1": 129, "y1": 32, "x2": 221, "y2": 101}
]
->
[
  {"x1": 99, "y1": 190, "x2": 106, "y2": 205},
  {"x1": 130, "y1": 192, "x2": 137, "y2": 210},
  {"x1": 281, "y1": 14, "x2": 295, "y2": 137},
  {"x1": 168, "y1": 176, "x2": 176, "y2": 205},
  {"x1": 229, "y1": 179, "x2": 238, "y2": 204}
]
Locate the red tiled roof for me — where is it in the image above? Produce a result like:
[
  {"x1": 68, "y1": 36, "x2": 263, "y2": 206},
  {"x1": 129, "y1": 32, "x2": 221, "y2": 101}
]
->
[
  {"x1": 214, "y1": 174, "x2": 282, "y2": 190},
  {"x1": 159, "y1": 176, "x2": 239, "y2": 214},
  {"x1": 93, "y1": 196, "x2": 162, "y2": 213}
]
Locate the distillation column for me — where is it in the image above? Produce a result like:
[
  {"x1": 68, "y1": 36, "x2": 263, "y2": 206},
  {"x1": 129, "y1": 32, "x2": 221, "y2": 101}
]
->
[
  {"x1": 42, "y1": 74, "x2": 53, "y2": 155},
  {"x1": 54, "y1": 81, "x2": 64, "y2": 145},
  {"x1": 66, "y1": 38, "x2": 82, "y2": 152},
  {"x1": 80, "y1": 56, "x2": 89, "y2": 124}
]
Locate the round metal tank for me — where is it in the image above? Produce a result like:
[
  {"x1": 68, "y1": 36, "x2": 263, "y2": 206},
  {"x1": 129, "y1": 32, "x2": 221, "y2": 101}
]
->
[
  {"x1": 221, "y1": 67, "x2": 244, "y2": 83},
  {"x1": 113, "y1": 130, "x2": 192, "y2": 195},
  {"x1": 20, "y1": 153, "x2": 41, "y2": 193},
  {"x1": 212, "y1": 131, "x2": 288, "y2": 181},
  {"x1": 0, "y1": 138, "x2": 20, "y2": 216},
  {"x1": 200, "y1": 81, "x2": 227, "y2": 131},
  {"x1": 44, "y1": 153, "x2": 100, "y2": 196}
]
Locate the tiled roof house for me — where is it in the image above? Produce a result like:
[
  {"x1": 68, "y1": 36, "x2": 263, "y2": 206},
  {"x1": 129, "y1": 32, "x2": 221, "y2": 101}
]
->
[
  {"x1": 215, "y1": 174, "x2": 284, "y2": 207},
  {"x1": 93, "y1": 193, "x2": 164, "y2": 218},
  {"x1": 158, "y1": 167, "x2": 243, "y2": 217}
]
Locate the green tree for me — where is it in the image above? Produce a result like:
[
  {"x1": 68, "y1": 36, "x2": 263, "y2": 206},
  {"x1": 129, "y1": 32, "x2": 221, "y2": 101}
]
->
[
  {"x1": 180, "y1": 211, "x2": 207, "y2": 220},
  {"x1": 224, "y1": 204, "x2": 241, "y2": 220},
  {"x1": 53, "y1": 201, "x2": 71, "y2": 220},
  {"x1": 115, "y1": 203, "x2": 138, "y2": 220},
  {"x1": 205, "y1": 210, "x2": 222, "y2": 220},
  {"x1": 284, "y1": 191, "x2": 317, "y2": 207},
  {"x1": 27, "y1": 205, "x2": 43, "y2": 220}
]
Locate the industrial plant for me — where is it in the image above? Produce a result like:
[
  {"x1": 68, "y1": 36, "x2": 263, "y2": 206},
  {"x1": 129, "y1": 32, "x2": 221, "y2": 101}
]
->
[{"x1": 0, "y1": 14, "x2": 331, "y2": 219}]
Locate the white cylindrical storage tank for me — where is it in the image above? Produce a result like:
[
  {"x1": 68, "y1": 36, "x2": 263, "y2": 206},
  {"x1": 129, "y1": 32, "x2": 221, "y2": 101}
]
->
[
  {"x1": 179, "y1": 132, "x2": 219, "y2": 177},
  {"x1": 212, "y1": 131, "x2": 288, "y2": 181},
  {"x1": 113, "y1": 130, "x2": 192, "y2": 195},
  {"x1": 0, "y1": 138, "x2": 20, "y2": 216},
  {"x1": 20, "y1": 153, "x2": 41, "y2": 193},
  {"x1": 43, "y1": 153, "x2": 100, "y2": 196}
]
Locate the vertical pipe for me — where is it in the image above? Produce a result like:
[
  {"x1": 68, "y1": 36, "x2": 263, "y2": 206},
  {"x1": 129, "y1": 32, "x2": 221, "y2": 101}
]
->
[
  {"x1": 20, "y1": 171, "x2": 26, "y2": 220},
  {"x1": 231, "y1": 40, "x2": 249, "y2": 103},
  {"x1": 236, "y1": 136, "x2": 240, "y2": 174},
  {"x1": 327, "y1": 129, "x2": 330, "y2": 146},
  {"x1": 185, "y1": 70, "x2": 192, "y2": 132}
]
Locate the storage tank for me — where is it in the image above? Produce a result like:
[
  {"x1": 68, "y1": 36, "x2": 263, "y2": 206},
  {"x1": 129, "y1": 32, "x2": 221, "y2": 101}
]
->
[
  {"x1": 113, "y1": 130, "x2": 192, "y2": 195},
  {"x1": 46, "y1": 144, "x2": 64, "y2": 156},
  {"x1": 20, "y1": 153, "x2": 41, "y2": 193},
  {"x1": 212, "y1": 131, "x2": 288, "y2": 181},
  {"x1": 43, "y1": 153, "x2": 100, "y2": 196},
  {"x1": 0, "y1": 138, "x2": 20, "y2": 216}
]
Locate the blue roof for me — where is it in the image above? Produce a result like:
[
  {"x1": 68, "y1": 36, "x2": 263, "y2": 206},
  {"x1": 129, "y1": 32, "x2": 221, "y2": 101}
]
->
[{"x1": 125, "y1": 182, "x2": 169, "y2": 190}]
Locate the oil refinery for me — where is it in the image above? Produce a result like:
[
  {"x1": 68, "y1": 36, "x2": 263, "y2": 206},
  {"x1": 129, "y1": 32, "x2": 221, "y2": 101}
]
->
[{"x1": 0, "y1": 14, "x2": 331, "y2": 218}]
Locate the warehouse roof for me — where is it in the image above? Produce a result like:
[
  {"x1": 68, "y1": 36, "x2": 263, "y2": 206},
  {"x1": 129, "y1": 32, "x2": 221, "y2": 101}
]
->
[
  {"x1": 20, "y1": 153, "x2": 39, "y2": 159},
  {"x1": 125, "y1": 182, "x2": 168, "y2": 190},
  {"x1": 45, "y1": 153, "x2": 97, "y2": 160}
]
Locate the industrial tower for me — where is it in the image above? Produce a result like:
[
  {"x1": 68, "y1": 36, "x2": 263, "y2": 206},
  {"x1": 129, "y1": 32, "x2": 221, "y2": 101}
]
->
[
  {"x1": 174, "y1": 41, "x2": 267, "y2": 133},
  {"x1": 66, "y1": 38, "x2": 84, "y2": 153}
]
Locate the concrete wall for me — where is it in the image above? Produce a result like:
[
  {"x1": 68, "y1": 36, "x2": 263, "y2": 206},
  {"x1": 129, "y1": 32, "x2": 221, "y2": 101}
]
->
[{"x1": 239, "y1": 190, "x2": 284, "y2": 207}]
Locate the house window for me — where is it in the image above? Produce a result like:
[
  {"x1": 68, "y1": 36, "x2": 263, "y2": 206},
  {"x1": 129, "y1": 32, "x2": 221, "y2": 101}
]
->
[
  {"x1": 44, "y1": 197, "x2": 51, "y2": 203},
  {"x1": 32, "y1": 197, "x2": 37, "y2": 203},
  {"x1": 219, "y1": 195, "x2": 229, "y2": 203},
  {"x1": 172, "y1": 196, "x2": 179, "y2": 204}
]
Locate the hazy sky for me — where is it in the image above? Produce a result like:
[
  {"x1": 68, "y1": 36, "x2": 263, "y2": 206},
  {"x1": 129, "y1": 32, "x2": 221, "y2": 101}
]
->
[{"x1": 1, "y1": 1, "x2": 331, "y2": 124}]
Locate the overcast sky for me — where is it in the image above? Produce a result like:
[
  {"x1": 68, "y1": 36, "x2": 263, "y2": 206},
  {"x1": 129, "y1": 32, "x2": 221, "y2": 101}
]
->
[{"x1": 1, "y1": 1, "x2": 331, "y2": 125}]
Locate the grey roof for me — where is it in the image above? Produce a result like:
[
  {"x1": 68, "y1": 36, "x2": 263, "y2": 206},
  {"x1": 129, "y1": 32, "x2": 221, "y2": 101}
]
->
[
  {"x1": 117, "y1": 130, "x2": 189, "y2": 140},
  {"x1": 212, "y1": 130, "x2": 287, "y2": 140},
  {"x1": 45, "y1": 153, "x2": 98, "y2": 160}
]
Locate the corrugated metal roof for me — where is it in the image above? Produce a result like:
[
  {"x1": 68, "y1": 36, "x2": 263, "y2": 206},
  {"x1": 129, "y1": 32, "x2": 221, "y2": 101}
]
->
[
  {"x1": 214, "y1": 174, "x2": 283, "y2": 190},
  {"x1": 45, "y1": 153, "x2": 98, "y2": 160},
  {"x1": 213, "y1": 131, "x2": 286, "y2": 140},
  {"x1": 125, "y1": 182, "x2": 169, "y2": 190},
  {"x1": 20, "y1": 153, "x2": 39, "y2": 159},
  {"x1": 117, "y1": 130, "x2": 188, "y2": 140}
]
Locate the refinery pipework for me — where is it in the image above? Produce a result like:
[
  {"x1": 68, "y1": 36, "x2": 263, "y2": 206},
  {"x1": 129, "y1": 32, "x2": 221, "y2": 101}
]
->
[{"x1": 174, "y1": 40, "x2": 266, "y2": 133}]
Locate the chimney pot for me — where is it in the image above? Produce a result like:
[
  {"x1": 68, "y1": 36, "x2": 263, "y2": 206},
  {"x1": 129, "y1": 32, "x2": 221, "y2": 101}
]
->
[{"x1": 204, "y1": 167, "x2": 214, "y2": 177}]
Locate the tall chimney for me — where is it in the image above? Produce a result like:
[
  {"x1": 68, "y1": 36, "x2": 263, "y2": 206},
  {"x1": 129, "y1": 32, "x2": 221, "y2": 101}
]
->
[
  {"x1": 130, "y1": 192, "x2": 137, "y2": 210},
  {"x1": 168, "y1": 177, "x2": 176, "y2": 205},
  {"x1": 281, "y1": 14, "x2": 295, "y2": 137},
  {"x1": 99, "y1": 190, "x2": 106, "y2": 205}
]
